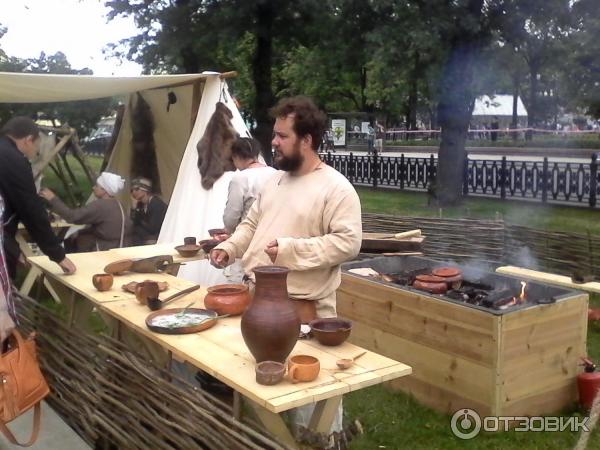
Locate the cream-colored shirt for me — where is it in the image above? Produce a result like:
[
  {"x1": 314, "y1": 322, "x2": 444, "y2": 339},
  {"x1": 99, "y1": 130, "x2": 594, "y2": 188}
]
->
[{"x1": 216, "y1": 164, "x2": 362, "y2": 311}]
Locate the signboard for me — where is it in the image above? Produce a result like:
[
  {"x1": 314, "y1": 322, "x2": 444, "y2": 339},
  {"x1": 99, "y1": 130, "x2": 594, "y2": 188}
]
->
[
  {"x1": 361, "y1": 122, "x2": 370, "y2": 134},
  {"x1": 331, "y1": 119, "x2": 346, "y2": 146}
]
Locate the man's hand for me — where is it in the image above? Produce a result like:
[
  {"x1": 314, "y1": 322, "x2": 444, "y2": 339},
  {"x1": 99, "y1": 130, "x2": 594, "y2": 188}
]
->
[
  {"x1": 39, "y1": 187, "x2": 56, "y2": 201},
  {"x1": 210, "y1": 249, "x2": 229, "y2": 268},
  {"x1": 58, "y1": 257, "x2": 76, "y2": 274},
  {"x1": 264, "y1": 240, "x2": 279, "y2": 263}
]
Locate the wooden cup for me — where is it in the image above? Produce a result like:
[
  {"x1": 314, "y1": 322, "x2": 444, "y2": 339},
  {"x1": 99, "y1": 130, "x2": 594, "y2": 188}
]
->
[
  {"x1": 92, "y1": 273, "x2": 113, "y2": 292},
  {"x1": 287, "y1": 355, "x2": 320, "y2": 383}
]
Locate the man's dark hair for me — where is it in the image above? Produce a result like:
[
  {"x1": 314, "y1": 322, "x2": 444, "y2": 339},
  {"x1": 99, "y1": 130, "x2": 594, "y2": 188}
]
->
[
  {"x1": 231, "y1": 137, "x2": 261, "y2": 160},
  {"x1": 270, "y1": 96, "x2": 327, "y2": 151},
  {"x1": 0, "y1": 116, "x2": 40, "y2": 139}
]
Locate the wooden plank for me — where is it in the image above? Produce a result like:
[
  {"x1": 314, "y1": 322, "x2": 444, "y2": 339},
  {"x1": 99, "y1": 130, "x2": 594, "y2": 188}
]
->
[
  {"x1": 349, "y1": 322, "x2": 493, "y2": 405},
  {"x1": 308, "y1": 397, "x2": 342, "y2": 434},
  {"x1": 501, "y1": 380, "x2": 578, "y2": 417},
  {"x1": 496, "y1": 266, "x2": 600, "y2": 293},
  {"x1": 246, "y1": 399, "x2": 299, "y2": 450}
]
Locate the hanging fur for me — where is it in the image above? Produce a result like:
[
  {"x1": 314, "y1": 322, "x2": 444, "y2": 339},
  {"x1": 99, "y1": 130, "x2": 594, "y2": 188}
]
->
[
  {"x1": 130, "y1": 93, "x2": 161, "y2": 193},
  {"x1": 196, "y1": 102, "x2": 236, "y2": 190}
]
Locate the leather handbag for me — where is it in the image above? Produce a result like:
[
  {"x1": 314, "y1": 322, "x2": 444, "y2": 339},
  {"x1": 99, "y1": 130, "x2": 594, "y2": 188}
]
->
[{"x1": 0, "y1": 330, "x2": 50, "y2": 447}]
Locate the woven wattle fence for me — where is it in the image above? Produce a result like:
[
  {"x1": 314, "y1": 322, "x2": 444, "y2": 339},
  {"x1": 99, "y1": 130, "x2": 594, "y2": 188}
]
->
[
  {"x1": 15, "y1": 293, "x2": 291, "y2": 450},
  {"x1": 362, "y1": 212, "x2": 600, "y2": 277}
]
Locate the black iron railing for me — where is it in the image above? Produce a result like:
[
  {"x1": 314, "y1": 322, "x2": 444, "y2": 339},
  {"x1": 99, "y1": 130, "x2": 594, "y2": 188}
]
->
[{"x1": 320, "y1": 152, "x2": 600, "y2": 208}]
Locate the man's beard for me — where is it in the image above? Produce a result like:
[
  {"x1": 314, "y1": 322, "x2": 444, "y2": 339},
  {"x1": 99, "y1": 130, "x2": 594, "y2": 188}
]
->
[{"x1": 274, "y1": 140, "x2": 303, "y2": 172}]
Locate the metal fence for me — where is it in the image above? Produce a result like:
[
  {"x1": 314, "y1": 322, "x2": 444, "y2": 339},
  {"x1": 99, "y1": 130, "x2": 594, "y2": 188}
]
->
[{"x1": 320, "y1": 151, "x2": 600, "y2": 208}]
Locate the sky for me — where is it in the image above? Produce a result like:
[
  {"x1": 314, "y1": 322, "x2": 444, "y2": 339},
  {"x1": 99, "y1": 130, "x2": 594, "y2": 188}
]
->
[{"x1": 1, "y1": 0, "x2": 143, "y2": 76}]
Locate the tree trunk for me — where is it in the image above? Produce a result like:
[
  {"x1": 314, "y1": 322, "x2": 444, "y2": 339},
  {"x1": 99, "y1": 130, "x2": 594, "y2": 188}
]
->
[
  {"x1": 435, "y1": 43, "x2": 479, "y2": 206},
  {"x1": 511, "y1": 72, "x2": 519, "y2": 142},
  {"x1": 406, "y1": 52, "x2": 420, "y2": 140},
  {"x1": 252, "y1": 1, "x2": 275, "y2": 165},
  {"x1": 526, "y1": 62, "x2": 539, "y2": 141}
]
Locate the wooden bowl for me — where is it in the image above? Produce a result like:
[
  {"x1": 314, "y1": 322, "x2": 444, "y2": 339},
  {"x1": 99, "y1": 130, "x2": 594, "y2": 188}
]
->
[
  {"x1": 175, "y1": 244, "x2": 201, "y2": 257},
  {"x1": 92, "y1": 273, "x2": 113, "y2": 292},
  {"x1": 309, "y1": 318, "x2": 352, "y2": 346},
  {"x1": 204, "y1": 284, "x2": 250, "y2": 316}
]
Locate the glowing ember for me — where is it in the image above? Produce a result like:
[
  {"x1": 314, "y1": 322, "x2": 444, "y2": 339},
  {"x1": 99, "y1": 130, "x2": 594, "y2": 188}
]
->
[{"x1": 499, "y1": 282, "x2": 528, "y2": 309}]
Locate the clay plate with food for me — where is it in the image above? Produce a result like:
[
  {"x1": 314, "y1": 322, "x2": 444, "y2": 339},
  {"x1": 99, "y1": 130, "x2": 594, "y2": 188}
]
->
[{"x1": 145, "y1": 308, "x2": 219, "y2": 334}]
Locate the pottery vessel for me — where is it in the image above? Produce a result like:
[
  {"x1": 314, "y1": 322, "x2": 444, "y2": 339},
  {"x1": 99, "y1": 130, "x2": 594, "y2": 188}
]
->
[
  {"x1": 135, "y1": 281, "x2": 160, "y2": 305},
  {"x1": 288, "y1": 355, "x2": 320, "y2": 383},
  {"x1": 199, "y1": 239, "x2": 220, "y2": 253},
  {"x1": 204, "y1": 284, "x2": 251, "y2": 316},
  {"x1": 309, "y1": 318, "x2": 352, "y2": 346},
  {"x1": 183, "y1": 236, "x2": 197, "y2": 245},
  {"x1": 174, "y1": 244, "x2": 201, "y2": 257},
  {"x1": 255, "y1": 361, "x2": 286, "y2": 386},
  {"x1": 92, "y1": 273, "x2": 113, "y2": 292},
  {"x1": 241, "y1": 266, "x2": 300, "y2": 363}
]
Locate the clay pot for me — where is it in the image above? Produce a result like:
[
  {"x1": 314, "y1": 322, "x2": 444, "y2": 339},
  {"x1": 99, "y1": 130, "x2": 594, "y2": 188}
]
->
[
  {"x1": 255, "y1": 361, "x2": 286, "y2": 386},
  {"x1": 208, "y1": 228, "x2": 230, "y2": 241},
  {"x1": 288, "y1": 355, "x2": 320, "y2": 383},
  {"x1": 309, "y1": 318, "x2": 352, "y2": 346},
  {"x1": 432, "y1": 266, "x2": 463, "y2": 289},
  {"x1": 413, "y1": 279, "x2": 448, "y2": 294},
  {"x1": 241, "y1": 266, "x2": 300, "y2": 363},
  {"x1": 174, "y1": 244, "x2": 201, "y2": 257},
  {"x1": 135, "y1": 281, "x2": 160, "y2": 305},
  {"x1": 204, "y1": 284, "x2": 250, "y2": 316},
  {"x1": 183, "y1": 236, "x2": 197, "y2": 245},
  {"x1": 92, "y1": 273, "x2": 113, "y2": 292}
]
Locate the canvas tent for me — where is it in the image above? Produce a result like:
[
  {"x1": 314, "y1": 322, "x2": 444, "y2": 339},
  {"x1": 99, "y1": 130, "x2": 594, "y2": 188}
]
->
[
  {"x1": 0, "y1": 71, "x2": 249, "y2": 285},
  {"x1": 471, "y1": 94, "x2": 528, "y2": 128}
]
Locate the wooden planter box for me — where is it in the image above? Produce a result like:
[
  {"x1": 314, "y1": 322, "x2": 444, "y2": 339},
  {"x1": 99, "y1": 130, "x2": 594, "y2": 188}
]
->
[{"x1": 337, "y1": 257, "x2": 588, "y2": 417}]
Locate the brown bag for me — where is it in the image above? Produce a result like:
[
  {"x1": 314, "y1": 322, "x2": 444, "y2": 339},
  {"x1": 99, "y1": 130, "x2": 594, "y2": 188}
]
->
[{"x1": 0, "y1": 330, "x2": 50, "y2": 447}]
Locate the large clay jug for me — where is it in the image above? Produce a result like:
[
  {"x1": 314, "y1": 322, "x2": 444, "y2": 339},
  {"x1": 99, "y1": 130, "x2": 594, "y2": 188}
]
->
[{"x1": 241, "y1": 266, "x2": 300, "y2": 363}]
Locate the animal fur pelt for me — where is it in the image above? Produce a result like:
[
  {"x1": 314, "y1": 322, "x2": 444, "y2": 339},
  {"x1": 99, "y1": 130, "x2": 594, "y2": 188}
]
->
[
  {"x1": 196, "y1": 102, "x2": 236, "y2": 190},
  {"x1": 130, "y1": 93, "x2": 161, "y2": 193}
]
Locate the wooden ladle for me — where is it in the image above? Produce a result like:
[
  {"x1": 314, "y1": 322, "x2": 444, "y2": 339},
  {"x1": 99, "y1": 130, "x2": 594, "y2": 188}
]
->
[{"x1": 336, "y1": 351, "x2": 367, "y2": 370}]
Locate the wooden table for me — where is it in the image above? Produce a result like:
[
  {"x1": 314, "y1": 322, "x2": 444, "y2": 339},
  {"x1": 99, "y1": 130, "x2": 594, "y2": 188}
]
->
[
  {"x1": 496, "y1": 265, "x2": 600, "y2": 293},
  {"x1": 27, "y1": 249, "x2": 412, "y2": 448}
]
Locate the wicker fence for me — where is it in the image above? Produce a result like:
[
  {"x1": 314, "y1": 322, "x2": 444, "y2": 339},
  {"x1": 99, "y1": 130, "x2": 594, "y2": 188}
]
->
[
  {"x1": 322, "y1": 152, "x2": 600, "y2": 208},
  {"x1": 362, "y1": 213, "x2": 600, "y2": 278},
  {"x1": 16, "y1": 294, "x2": 291, "y2": 450}
]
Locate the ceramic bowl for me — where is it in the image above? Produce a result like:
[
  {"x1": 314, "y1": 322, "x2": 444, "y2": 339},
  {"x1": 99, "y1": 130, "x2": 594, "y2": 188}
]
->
[
  {"x1": 175, "y1": 244, "x2": 201, "y2": 257},
  {"x1": 255, "y1": 361, "x2": 286, "y2": 386},
  {"x1": 204, "y1": 284, "x2": 250, "y2": 316},
  {"x1": 309, "y1": 318, "x2": 352, "y2": 346},
  {"x1": 199, "y1": 239, "x2": 220, "y2": 253},
  {"x1": 208, "y1": 228, "x2": 229, "y2": 242},
  {"x1": 92, "y1": 273, "x2": 113, "y2": 292}
]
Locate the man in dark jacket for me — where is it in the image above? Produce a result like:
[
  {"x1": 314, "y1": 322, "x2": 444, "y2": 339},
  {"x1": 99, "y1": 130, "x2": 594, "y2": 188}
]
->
[
  {"x1": 129, "y1": 177, "x2": 168, "y2": 245},
  {"x1": 0, "y1": 117, "x2": 76, "y2": 279}
]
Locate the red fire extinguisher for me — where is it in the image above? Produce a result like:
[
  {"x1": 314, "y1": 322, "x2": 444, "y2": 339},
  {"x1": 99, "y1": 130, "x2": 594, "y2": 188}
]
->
[{"x1": 577, "y1": 357, "x2": 600, "y2": 410}]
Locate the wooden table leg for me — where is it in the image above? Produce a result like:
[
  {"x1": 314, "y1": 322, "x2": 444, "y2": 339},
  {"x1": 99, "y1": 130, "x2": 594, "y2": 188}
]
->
[
  {"x1": 246, "y1": 399, "x2": 299, "y2": 450},
  {"x1": 308, "y1": 396, "x2": 342, "y2": 434},
  {"x1": 19, "y1": 266, "x2": 41, "y2": 296}
]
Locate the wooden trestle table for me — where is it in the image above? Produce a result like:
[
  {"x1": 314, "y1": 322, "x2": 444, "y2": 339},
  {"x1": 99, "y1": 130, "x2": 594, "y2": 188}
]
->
[{"x1": 27, "y1": 246, "x2": 412, "y2": 448}]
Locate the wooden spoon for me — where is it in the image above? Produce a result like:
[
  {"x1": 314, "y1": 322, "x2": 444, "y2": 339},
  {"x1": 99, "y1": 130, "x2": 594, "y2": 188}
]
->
[{"x1": 336, "y1": 351, "x2": 367, "y2": 370}]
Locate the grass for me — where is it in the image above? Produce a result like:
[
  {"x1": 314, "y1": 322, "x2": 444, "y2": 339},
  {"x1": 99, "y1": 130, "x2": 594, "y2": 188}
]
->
[{"x1": 346, "y1": 187, "x2": 600, "y2": 449}]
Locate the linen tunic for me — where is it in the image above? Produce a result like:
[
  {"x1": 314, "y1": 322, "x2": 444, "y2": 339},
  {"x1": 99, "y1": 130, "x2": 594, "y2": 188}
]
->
[{"x1": 216, "y1": 164, "x2": 362, "y2": 316}]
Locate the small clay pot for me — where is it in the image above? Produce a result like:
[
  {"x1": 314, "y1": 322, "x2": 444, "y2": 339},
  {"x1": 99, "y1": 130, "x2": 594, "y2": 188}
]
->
[
  {"x1": 92, "y1": 273, "x2": 113, "y2": 292},
  {"x1": 175, "y1": 244, "x2": 201, "y2": 257},
  {"x1": 199, "y1": 239, "x2": 219, "y2": 253},
  {"x1": 255, "y1": 361, "x2": 285, "y2": 386},
  {"x1": 412, "y1": 279, "x2": 448, "y2": 294},
  {"x1": 183, "y1": 236, "x2": 197, "y2": 245},
  {"x1": 204, "y1": 284, "x2": 251, "y2": 316},
  {"x1": 288, "y1": 355, "x2": 320, "y2": 383},
  {"x1": 135, "y1": 281, "x2": 160, "y2": 305},
  {"x1": 309, "y1": 318, "x2": 352, "y2": 346}
]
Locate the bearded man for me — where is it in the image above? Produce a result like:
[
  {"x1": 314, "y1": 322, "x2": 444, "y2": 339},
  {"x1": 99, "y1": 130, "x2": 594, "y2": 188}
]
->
[{"x1": 210, "y1": 95, "x2": 362, "y2": 320}]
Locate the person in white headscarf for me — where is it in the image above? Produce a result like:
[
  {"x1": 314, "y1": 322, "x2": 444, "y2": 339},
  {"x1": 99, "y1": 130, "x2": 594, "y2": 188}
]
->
[{"x1": 39, "y1": 172, "x2": 132, "y2": 252}]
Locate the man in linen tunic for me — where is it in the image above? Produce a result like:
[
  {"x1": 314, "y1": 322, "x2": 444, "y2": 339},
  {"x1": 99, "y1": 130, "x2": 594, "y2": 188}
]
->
[{"x1": 211, "y1": 96, "x2": 362, "y2": 318}]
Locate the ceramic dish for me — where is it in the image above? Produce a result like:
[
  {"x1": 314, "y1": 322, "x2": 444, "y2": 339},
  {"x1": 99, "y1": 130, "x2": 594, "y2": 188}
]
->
[{"x1": 145, "y1": 308, "x2": 218, "y2": 334}]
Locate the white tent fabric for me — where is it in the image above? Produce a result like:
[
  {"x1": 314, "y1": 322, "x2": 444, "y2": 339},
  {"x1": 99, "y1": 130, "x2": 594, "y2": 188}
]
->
[
  {"x1": 473, "y1": 95, "x2": 528, "y2": 117},
  {"x1": 0, "y1": 71, "x2": 212, "y2": 103},
  {"x1": 158, "y1": 76, "x2": 250, "y2": 286}
]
